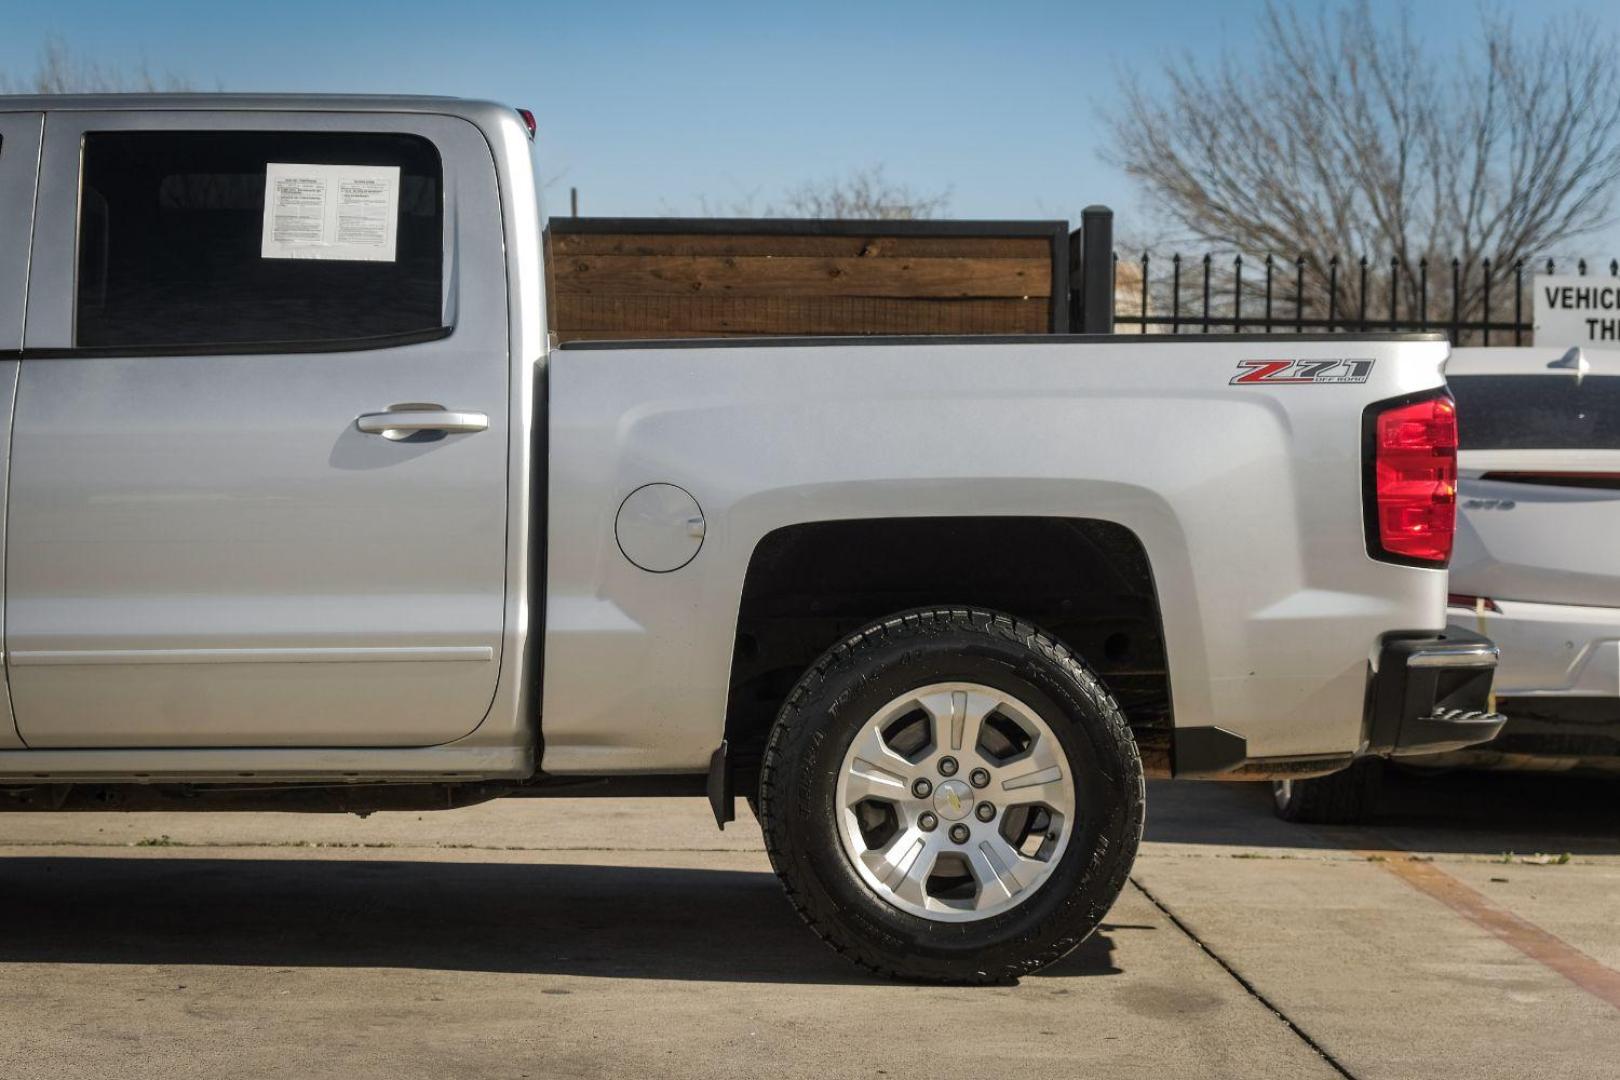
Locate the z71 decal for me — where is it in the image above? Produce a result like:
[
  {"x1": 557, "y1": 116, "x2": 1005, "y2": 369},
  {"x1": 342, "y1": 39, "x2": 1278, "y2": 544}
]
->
[{"x1": 1229, "y1": 359, "x2": 1375, "y2": 385}]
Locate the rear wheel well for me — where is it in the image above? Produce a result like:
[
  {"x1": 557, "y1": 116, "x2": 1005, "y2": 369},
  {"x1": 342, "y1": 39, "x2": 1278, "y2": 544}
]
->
[{"x1": 724, "y1": 517, "x2": 1171, "y2": 793}]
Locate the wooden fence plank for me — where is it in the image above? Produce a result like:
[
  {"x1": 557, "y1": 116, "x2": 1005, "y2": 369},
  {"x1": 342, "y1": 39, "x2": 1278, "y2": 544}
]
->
[
  {"x1": 550, "y1": 232, "x2": 1052, "y2": 260},
  {"x1": 553, "y1": 294, "x2": 1049, "y2": 337},
  {"x1": 552, "y1": 255, "x2": 1051, "y2": 299}
]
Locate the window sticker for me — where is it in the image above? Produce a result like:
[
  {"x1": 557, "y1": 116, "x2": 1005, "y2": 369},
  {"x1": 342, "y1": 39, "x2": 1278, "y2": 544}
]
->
[{"x1": 261, "y1": 163, "x2": 400, "y2": 262}]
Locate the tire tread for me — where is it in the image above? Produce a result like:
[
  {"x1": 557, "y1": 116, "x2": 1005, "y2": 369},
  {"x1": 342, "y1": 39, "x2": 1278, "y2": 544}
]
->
[{"x1": 1273, "y1": 761, "x2": 1381, "y2": 825}]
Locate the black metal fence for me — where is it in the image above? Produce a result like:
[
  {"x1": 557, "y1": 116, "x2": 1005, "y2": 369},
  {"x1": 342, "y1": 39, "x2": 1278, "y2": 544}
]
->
[{"x1": 1109, "y1": 251, "x2": 1620, "y2": 344}]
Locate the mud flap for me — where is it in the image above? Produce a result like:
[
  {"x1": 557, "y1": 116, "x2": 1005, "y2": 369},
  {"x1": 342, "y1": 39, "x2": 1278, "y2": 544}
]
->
[{"x1": 707, "y1": 740, "x2": 735, "y2": 829}]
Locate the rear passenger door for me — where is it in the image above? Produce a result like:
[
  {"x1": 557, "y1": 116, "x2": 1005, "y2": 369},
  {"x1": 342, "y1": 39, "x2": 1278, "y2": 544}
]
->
[
  {"x1": 8, "y1": 111, "x2": 511, "y2": 749},
  {"x1": 0, "y1": 113, "x2": 42, "y2": 752}
]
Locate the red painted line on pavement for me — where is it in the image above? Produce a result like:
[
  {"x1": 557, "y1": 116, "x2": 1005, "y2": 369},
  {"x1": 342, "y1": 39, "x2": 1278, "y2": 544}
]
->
[{"x1": 1343, "y1": 835, "x2": 1620, "y2": 1013}]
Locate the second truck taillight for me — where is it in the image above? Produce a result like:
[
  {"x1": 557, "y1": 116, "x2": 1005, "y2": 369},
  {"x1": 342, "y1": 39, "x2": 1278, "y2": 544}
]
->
[{"x1": 1368, "y1": 393, "x2": 1458, "y2": 566}]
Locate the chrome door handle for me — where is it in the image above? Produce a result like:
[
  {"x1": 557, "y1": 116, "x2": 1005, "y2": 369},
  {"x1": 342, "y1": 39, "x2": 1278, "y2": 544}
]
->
[{"x1": 356, "y1": 408, "x2": 489, "y2": 440}]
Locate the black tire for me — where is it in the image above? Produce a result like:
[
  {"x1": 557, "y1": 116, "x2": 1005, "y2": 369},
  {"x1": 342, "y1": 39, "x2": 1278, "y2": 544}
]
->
[
  {"x1": 757, "y1": 608, "x2": 1144, "y2": 983},
  {"x1": 1271, "y1": 759, "x2": 1382, "y2": 824}
]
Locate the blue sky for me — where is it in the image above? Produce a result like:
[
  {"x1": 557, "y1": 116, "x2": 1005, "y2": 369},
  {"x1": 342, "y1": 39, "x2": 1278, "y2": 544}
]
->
[{"x1": 5, "y1": 0, "x2": 1620, "y2": 255}]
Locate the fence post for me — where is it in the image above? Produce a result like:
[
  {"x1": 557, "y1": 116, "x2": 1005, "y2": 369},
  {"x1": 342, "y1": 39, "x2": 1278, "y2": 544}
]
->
[
  {"x1": 1077, "y1": 205, "x2": 1115, "y2": 334},
  {"x1": 1450, "y1": 258, "x2": 1461, "y2": 344},
  {"x1": 1419, "y1": 258, "x2": 1428, "y2": 331},
  {"x1": 1171, "y1": 254, "x2": 1182, "y2": 333},
  {"x1": 1388, "y1": 257, "x2": 1399, "y2": 328},
  {"x1": 1233, "y1": 254, "x2": 1243, "y2": 331},
  {"x1": 1514, "y1": 259, "x2": 1524, "y2": 346},
  {"x1": 1201, "y1": 253, "x2": 1212, "y2": 334},
  {"x1": 1139, "y1": 252, "x2": 1150, "y2": 333},
  {"x1": 1358, "y1": 255, "x2": 1369, "y2": 330},
  {"x1": 1328, "y1": 256, "x2": 1340, "y2": 331}
]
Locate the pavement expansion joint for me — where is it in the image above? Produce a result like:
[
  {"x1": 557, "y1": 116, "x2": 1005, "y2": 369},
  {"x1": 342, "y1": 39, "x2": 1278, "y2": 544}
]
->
[{"x1": 1128, "y1": 876, "x2": 1361, "y2": 1080}]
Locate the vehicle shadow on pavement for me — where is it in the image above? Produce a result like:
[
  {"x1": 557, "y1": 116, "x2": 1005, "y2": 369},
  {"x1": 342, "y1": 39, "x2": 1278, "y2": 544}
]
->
[
  {"x1": 0, "y1": 856, "x2": 1124, "y2": 984},
  {"x1": 1145, "y1": 772, "x2": 1620, "y2": 856}
]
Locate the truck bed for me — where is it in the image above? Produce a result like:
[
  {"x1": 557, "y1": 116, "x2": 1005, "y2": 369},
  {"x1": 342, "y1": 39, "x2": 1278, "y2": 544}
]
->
[{"x1": 541, "y1": 331, "x2": 1453, "y2": 778}]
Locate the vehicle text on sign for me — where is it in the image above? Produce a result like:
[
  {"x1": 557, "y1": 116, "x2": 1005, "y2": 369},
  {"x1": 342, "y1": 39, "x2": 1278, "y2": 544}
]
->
[{"x1": 1534, "y1": 275, "x2": 1620, "y2": 346}]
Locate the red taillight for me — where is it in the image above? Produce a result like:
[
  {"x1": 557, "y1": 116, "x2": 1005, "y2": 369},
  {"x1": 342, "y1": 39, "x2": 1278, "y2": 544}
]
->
[
  {"x1": 1371, "y1": 394, "x2": 1457, "y2": 565},
  {"x1": 516, "y1": 108, "x2": 537, "y2": 140}
]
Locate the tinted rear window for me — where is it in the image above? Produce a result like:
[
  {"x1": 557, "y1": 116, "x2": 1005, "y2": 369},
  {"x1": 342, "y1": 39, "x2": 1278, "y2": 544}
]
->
[
  {"x1": 76, "y1": 130, "x2": 443, "y2": 349},
  {"x1": 1449, "y1": 374, "x2": 1620, "y2": 450}
]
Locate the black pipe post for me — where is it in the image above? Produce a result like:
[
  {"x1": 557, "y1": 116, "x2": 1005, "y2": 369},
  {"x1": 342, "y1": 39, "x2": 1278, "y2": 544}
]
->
[
  {"x1": 1078, "y1": 205, "x2": 1115, "y2": 334},
  {"x1": 1514, "y1": 259, "x2": 1524, "y2": 346},
  {"x1": 1201, "y1": 253, "x2": 1212, "y2": 333},
  {"x1": 1139, "y1": 252, "x2": 1150, "y2": 333},
  {"x1": 1172, "y1": 254, "x2": 1182, "y2": 334},
  {"x1": 1419, "y1": 258, "x2": 1428, "y2": 330}
]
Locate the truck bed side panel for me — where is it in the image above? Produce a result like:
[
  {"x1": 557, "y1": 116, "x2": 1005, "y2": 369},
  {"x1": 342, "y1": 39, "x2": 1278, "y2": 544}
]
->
[{"x1": 542, "y1": 337, "x2": 1450, "y2": 773}]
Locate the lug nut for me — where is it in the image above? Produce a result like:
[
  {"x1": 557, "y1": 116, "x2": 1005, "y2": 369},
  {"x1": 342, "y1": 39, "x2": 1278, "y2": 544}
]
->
[
  {"x1": 975, "y1": 802, "x2": 997, "y2": 822},
  {"x1": 911, "y1": 778, "x2": 933, "y2": 799},
  {"x1": 948, "y1": 823, "x2": 971, "y2": 844},
  {"x1": 918, "y1": 812, "x2": 939, "y2": 832},
  {"x1": 938, "y1": 756, "x2": 959, "y2": 777},
  {"x1": 968, "y1": 767, "x2": 990, "y2": 789}
]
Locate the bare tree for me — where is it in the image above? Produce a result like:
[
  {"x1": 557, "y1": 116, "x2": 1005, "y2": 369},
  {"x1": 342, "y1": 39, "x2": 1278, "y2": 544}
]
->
[
  {"x1": 1, "y1": 36, "x2": 192, "y2": 94},
  {"x1": 774, "y1": 165, "x2": 950, "y2": 220},
  {"x1": 1106, "y1": 1, "x2": 1620, "y2": 332},
  {"x1": 692, "y1": 165, "x2": 951, "y2": 220},
  {"x1": 692, "y1": 186, "x2": 769, "y2": 219}
]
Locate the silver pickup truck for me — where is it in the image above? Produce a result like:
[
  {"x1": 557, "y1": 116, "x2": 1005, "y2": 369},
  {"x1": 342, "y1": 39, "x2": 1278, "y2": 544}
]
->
[{"x1": 0, "y1": 95, "x2": 1504, "y2": 982}]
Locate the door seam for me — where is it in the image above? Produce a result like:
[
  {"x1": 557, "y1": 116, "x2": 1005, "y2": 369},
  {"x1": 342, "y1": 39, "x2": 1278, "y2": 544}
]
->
[{"x1": 3, "y1": 113, "x2": 44, "y2": 748}]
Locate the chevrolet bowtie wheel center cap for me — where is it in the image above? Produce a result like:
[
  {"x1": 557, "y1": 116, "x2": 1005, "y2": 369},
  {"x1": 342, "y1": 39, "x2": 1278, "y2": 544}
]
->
[{"x1": 932, "y1": 779, "x2": 975, "y2": 822}]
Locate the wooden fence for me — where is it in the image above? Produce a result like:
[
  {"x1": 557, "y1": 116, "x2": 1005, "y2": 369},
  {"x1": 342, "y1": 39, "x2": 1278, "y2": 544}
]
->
[{"x1": 544, "y1": 218, "x2": 1071, "y2": 342}]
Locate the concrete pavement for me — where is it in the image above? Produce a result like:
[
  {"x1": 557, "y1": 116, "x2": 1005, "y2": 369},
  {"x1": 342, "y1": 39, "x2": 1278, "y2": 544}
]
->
[{"x1": 1, "y1": 770, "x2": 1617, "y2": 1079}]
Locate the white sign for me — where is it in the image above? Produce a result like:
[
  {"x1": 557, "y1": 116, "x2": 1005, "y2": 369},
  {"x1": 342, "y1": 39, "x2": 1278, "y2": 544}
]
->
[
  {"x1": 1534, "y1": 275, "x2": 1620, "y2": 346},
  {"x1": 261, "y1": 163, "x2": 400, "y2": 262}
]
